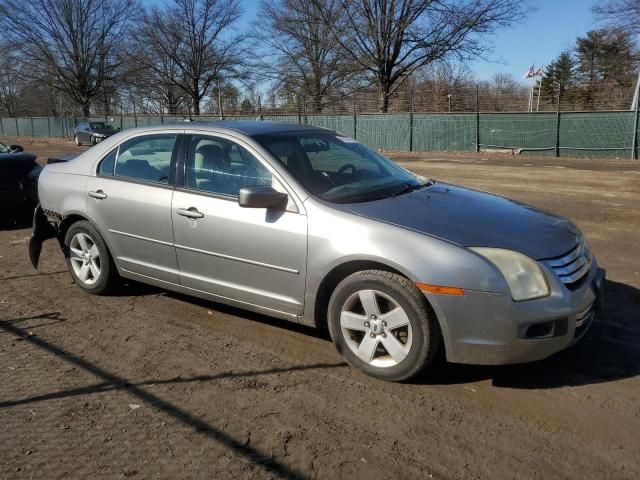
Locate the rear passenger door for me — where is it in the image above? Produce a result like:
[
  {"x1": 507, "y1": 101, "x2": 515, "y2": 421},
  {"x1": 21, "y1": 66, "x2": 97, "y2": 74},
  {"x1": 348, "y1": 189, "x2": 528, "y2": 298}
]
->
[{"x1": 86, "y1": 132, "x2": 181, "y2": 283}]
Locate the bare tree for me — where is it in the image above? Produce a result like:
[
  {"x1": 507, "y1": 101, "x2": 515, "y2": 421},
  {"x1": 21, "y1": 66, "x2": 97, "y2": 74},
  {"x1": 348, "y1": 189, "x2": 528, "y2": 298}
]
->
[
  {"x1": 124, "y1": 52, "x2": 188, "y2": 115},
  {"x1": 133, "y1": 0, "x2": 247, "y2": 115},
  {"x1": 594, "y1": 0, "x2": 640, "y2": 35},
  {"x1": 318, "y1": 0, "x2": 529, "y2": 112},
  {"x1": 0, "y1": 0, "x2": 135, "y2": 117},
  {"x1": 0, "y1": 41, "x2": 22, "y2": 116},
  {"x1": 252, "y1": 0, "x2": 357, "y2": 112}
]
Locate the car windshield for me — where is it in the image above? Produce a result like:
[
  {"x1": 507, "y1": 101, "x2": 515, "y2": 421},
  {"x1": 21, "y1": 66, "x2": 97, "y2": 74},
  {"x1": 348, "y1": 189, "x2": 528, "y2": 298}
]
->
[
  {"x1": 253, "y1": 132, "x2": 427, "y2": 203},
  {"x1": 90, "y1": 122, "x2": 111, "y2": 129},
  {"x1": 0, "y1": 142, "x2": 9, "y2": 154}
]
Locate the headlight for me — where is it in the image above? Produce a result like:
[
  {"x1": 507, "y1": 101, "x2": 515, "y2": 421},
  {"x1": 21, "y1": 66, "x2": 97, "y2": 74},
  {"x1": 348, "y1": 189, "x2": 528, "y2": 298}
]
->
[{"x1": 470, "y1": 248, "x2": 550, "y2": 301}]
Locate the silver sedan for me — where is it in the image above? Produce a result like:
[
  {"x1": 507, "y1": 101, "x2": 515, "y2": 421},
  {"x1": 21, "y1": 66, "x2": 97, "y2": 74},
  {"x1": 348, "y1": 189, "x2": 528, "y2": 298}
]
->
[{"x1": 30, "y1": 121, "x2": 605, "y2": 381}]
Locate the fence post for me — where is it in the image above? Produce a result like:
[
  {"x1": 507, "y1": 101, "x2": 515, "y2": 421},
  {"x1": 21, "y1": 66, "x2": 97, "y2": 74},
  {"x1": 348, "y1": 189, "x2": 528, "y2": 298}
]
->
[
  {"x1": 15, "y1": 117, "x2": 19, "y2": 136},
  {"x1": 297, "y1": 96, "x2": 302, "y2": 124},
  {"x1": 0, "y1": 118, "x2": 4, "y2": 137},
  {"x1": 632, "y1": 94, "x2": 639, "y2": 160},
  {"x1": 217, "y1": 80, "x2": 224, "y2": 120},
  {"x1": 30, "y1": 117, "x2": 34, "y2": 136},
  {"x1": 303, "y1": 96, "x2": 308, "y2": 124},
  {"x1": 475, "y1": 85, "x2": 480, "y2": 153},
  {"x1": 555, "y1": 84, "x2": 562, "y2": 158},
  {"x1": 47, "y1": 117, "x2": 51, "y2": 137},
  {"x1": 409, "y1": 87, "x2": 414, "y2": 152},
  {"x1": 353, "y1": 92, "x2": 357, "y2": 139},
  {"x1": 258, "y1": 96, "x2": 263, "y2": 121}
]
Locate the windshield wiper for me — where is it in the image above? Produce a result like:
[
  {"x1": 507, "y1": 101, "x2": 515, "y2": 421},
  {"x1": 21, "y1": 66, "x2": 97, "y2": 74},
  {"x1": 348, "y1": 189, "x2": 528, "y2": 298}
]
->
[{"x1": 391, "y1": 181, "x2": 432, "y2": 197}]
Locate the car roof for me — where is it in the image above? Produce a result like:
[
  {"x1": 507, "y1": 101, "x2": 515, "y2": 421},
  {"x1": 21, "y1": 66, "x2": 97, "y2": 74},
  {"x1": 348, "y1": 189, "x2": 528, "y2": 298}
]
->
[{"x1": 177, "y1": 120, "x2": 332, "y2": 137}]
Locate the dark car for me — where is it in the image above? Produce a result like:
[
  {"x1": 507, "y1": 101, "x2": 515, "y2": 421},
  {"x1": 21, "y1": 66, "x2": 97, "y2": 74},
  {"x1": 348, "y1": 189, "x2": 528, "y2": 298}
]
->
[
  {"x1": 0, "y1": 141, "x2": 41, "y2": 213},
  {"x1": 73, "y1": 121, "x2": 119, "y2": 146}
]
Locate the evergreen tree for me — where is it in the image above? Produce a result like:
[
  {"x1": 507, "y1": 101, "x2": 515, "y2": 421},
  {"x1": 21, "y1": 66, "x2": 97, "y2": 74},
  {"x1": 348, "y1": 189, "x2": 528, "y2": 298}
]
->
[
  {"x1": 541, "y1": 51, "x2": 576, "y2": 97},
  {"x1": 575, "y1": 28, "x2": 638, "y2": 106}
]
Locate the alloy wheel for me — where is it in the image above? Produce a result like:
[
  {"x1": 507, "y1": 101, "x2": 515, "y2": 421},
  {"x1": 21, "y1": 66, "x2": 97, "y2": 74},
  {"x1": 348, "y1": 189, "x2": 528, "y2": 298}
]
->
[
  {"x1": 69, "y1": 232, "x2": 101, "y2": 285},
  {"x1": 340, "y1": 289, "x2": 413, "y2": 368}
]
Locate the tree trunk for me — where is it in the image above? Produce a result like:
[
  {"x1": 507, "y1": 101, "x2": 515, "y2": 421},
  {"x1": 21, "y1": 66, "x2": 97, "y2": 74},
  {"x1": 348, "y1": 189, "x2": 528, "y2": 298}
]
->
[
  {"x1": 82, "y1": 103, "x2": 91, "y2": 118},
  {"x1": 192, "y1": 95, "x2": 200, "y2": 116},
  {"x1": 378, "y1": 81, "x2": 391, "y2": 113},
  {"x1": 313, "y1": 94, "x2": 322, "y2": 113}
]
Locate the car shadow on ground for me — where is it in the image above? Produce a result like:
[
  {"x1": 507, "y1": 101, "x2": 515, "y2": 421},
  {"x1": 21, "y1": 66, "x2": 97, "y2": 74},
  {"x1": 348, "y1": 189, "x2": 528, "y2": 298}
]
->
[
  {"x1": 156, "y1": 279, "x2": 640, "y2": 390},
  {"x1": 0, "y1": 313, "x2": 344, "y2": 480},
  {"x1": 418, "y1": 279, "x2": 640, "y2": 389}
]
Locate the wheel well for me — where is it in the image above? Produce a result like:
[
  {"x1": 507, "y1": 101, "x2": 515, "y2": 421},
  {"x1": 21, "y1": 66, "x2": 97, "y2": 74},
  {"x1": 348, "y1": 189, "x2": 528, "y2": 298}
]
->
[
  {"x1": 58, "y1": 214, "x2": 89, "y2": 242},
  {"x1": 313, "y1": 260, "x2": 406, "y2": 331}
]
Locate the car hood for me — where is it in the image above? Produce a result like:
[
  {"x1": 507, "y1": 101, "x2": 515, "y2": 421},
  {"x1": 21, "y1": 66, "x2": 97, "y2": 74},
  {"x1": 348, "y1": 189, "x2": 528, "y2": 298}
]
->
[{"x1": 342, "y1": 182, "x2": 580, "y2": 260}]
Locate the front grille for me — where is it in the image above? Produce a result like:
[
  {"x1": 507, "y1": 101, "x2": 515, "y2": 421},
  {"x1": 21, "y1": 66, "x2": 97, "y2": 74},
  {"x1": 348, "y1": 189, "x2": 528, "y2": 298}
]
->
[{"x1": 546, "y1": 241, "x2": 591, "y2": 287}]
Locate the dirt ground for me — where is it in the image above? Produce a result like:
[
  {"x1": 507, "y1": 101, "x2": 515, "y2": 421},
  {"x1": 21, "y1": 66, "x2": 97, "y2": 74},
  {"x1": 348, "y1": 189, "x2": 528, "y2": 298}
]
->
[{"x1": 1, "y1": 136, "x2": 639, "y2": 479}]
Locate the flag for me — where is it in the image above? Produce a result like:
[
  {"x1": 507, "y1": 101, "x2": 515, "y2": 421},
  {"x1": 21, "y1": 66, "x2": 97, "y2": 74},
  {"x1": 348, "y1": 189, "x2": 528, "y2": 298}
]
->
[
  {"x1": 523, "y1": 65, "x2": 534, "y2": 79},
  {"x1": 534, "y1": 67, "x2": 544, "y2": 77}
]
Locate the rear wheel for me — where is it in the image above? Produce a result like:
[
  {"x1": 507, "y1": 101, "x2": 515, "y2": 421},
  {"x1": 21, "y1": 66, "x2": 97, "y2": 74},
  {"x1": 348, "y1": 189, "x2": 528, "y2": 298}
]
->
[
  {"x1": 328, "y1": 270, "x2": 441, "y2": 382},
  {"x1": 64, "y1": 221, "x2": 117, "y2": 295}
]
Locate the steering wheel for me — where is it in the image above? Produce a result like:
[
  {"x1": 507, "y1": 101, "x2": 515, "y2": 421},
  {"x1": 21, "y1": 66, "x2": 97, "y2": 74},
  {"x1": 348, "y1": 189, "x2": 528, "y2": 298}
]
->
[{"x1": 337, "y1": 164, "x2": 357, "y2": 177}]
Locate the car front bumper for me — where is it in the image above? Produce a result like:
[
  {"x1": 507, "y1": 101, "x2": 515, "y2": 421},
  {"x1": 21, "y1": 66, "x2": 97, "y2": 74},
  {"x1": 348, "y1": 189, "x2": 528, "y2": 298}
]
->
[{"x1": 425, "y1": 257, "x2": 605, "y2": 365}]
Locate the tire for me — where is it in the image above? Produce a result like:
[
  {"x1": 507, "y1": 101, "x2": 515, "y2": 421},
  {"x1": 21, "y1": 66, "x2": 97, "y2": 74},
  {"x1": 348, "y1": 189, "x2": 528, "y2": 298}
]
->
[
  {"x1": 328, "y1": 270, "x2": 441, "y2": 382},
  {"x1": 64, "y1": 220, "x2": 118, "y2": 295},
  {"x1": 74, "y1": 135, "x2": 82, "y2": 146}
]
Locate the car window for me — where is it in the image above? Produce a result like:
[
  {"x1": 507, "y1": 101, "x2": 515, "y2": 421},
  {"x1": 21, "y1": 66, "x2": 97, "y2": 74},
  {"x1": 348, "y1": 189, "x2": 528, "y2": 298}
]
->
[
  {"x1": 185, "y1": 135, "x2": 272, "y2": 197},
  {"x1": 98, "y1": 149, "x2": 117, "y2": 176},
  {"x1": 115, "y1": 135, "x2": 177, "y2": 184},
  {"x1": 254, "y1": 132, "x2": 422, "y2": 203},
  {"x1": 0, "y1": 142, "x2": 9, "y2": 154}
]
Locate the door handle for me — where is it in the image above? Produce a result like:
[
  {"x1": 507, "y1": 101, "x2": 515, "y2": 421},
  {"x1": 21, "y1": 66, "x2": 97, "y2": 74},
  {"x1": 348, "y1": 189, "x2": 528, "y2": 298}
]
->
[
  {"x1": 88, "y1": 190, "x2": 107, "y2": 199},
  {"x1": 176, "y1": 207, "x2": 204, "y2": 219}
]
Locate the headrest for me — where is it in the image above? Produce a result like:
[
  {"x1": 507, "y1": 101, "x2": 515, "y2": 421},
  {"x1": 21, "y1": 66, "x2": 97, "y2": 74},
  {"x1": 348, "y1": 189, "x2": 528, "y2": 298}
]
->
[{"x1": 196, "y1": 144, "x2": 223, "y2": 157}]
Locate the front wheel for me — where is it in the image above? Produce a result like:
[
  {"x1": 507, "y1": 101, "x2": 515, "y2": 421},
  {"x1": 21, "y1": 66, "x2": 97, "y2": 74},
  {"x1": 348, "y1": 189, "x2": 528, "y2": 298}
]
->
[
  {"x1": 328, "y1": 270, "x2": 441, "y2": 382},
  {"x1": 74, "y1": 135, "x2": 81, "y2": 146},
  {"x1": 64, "y1": 221, "x2": 118, "y2": 295}
]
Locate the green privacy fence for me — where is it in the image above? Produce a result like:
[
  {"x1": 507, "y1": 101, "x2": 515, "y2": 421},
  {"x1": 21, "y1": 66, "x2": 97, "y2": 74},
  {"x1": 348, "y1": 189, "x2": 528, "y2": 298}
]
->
[{"x1": 1, "y1": 110, "x2": 639, "y2": 158}]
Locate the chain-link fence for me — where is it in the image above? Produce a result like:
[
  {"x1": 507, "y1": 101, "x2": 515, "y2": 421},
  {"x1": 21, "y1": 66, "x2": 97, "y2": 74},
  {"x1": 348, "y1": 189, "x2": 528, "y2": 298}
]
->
[{"x1": 2, "y1": 84, "x2": 639, "y2": 159}]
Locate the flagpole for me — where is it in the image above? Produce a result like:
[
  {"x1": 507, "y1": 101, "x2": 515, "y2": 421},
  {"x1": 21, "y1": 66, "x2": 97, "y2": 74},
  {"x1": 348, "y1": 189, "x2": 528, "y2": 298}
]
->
[
  {"x1": 529, "y1": 77, "x2": 535, "y2": 112},
  {"x1": 536, "y1": 79, "x2": 542, "y2": 112}
]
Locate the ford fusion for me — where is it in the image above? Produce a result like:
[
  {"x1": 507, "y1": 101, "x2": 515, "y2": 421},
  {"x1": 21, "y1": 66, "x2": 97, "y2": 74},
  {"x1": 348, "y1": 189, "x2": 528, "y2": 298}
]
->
[{"x1": 30, "y1": 121, "x2": 605, "y2": 381}]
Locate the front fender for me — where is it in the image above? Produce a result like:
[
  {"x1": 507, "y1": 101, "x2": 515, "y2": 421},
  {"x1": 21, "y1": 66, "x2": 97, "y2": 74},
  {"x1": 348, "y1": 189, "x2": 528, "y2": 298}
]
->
[{"x1": 305, "y1": 199, "x2": 508, "y2": 296}]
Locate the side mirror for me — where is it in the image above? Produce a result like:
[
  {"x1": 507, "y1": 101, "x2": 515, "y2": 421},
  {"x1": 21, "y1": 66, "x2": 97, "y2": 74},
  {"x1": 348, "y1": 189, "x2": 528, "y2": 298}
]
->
[
  {"x1": 9, "y1": 144, "x2": 23, "y2": 152},
  {"x1": 238, "y1": 185, "x2": 287, "y2": 209}
]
